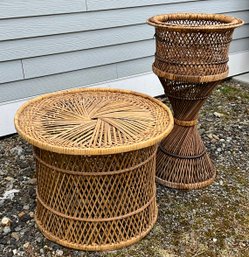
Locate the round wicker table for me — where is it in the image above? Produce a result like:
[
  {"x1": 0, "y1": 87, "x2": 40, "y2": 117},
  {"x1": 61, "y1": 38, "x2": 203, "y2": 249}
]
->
[{"x1": 14, "y1": 87, "x2": 173, "y2": 251}]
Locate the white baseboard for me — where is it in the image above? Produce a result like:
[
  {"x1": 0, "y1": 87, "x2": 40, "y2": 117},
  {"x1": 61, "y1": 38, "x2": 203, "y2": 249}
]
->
[
  {"x1": 1, "y1": 50, "x2": 248, "y2": 137},
  {"x1": 0, "y1": 99, "x2": 27, "y2": 137}
]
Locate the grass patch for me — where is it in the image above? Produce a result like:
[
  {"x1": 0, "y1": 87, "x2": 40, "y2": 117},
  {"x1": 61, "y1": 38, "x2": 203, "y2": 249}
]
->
[{"x1": 218, "y1": 83, "x2": 249, "y2": 101}]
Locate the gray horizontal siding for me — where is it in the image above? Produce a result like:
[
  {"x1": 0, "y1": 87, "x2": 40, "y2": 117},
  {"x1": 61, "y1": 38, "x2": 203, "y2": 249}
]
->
[
  {"x1": 0, "y1": 25, "x2": 153, "y2": 62},
  {"x1": 0, "y1": 20, "x2": 248, "y2": 62},
  {"x1": 0, "y1": 0, "x2": 247, "y2": 41},
  {"x1": 0, "y1": 64, "x2": 117, "y2": 103},
  {"x1": 233, "y1": 23, "x2": 249, "y2": 39},
  {"x1": 22, "y1": 41, "x2": 154, "y2": 79},
  {"x1": 231, "y1": 10, "x2": 249, "y2": 22},
  {"x1": 0, "y1": 0, "x2": 86, "y2": 19},
  {"x1": 21, "y1": 37, "x2": 248, "y2": 79},
  {"x1": 0, "y1": 0, "x2": 248, "y2": 104},
  {"x1": 230, "y1": 38, "x2": 249, "y2": 52},
  {"x1": 117, "y1": 57, "x2": 153, "y2": 78},
  {"x1": 0, "y1": 61, "x2": 24, "y2": 84},
  {"x1": 87, "y1": 0, "x2": 197, "y2": 11}
]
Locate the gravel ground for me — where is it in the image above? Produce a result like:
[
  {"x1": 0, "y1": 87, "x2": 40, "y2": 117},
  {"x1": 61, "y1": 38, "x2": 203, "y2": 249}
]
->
[{"x1": 0, "y1": 79, "x2": 248, "y2": 257}]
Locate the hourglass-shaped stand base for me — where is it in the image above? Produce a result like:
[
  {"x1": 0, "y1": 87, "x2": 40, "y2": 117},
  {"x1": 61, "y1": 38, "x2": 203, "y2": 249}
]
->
[
  {"x1": 156, "y1": 78, "x2": 219, "y2": 190},
  {"x1": 156, "y1": 123, "x2": 216, "y2": 190}
]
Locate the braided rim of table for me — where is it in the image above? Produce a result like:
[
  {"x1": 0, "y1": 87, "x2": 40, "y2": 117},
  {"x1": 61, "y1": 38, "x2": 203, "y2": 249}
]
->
[
  {"x1": 15, "y1": 87, "x2": 174, "y2": 155},
  {"x1": 14, "y1": 87, "x2": 173, "y2": 251}
]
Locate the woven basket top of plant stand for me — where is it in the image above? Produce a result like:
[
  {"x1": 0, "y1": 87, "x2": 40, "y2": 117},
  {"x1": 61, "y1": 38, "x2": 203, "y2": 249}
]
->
[
  {"x1": 15, "y1": 88, "x2": 173, "y2": 155},
  {"x1": 147, "y1": 13, "x2": 244, "y2": 83}
]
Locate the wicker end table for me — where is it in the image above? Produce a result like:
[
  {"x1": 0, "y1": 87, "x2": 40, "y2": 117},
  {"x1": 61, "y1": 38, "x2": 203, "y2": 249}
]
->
[{"x1": 14, "y1": 88, "x2": 173, "y2": 251}]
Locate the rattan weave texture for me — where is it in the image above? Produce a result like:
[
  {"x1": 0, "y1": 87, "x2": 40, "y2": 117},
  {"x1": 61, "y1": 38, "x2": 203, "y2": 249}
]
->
[
  {"x1": 148, "y1": 13, "x2": 243, "y2": 83},
  {"x1": 156, "y1": 79, "x2": 218, "y2": 189},
  {"x1": 14, "y1": 87, "x2": 173, "y2": 250},
  {"x1": 15, "y1": 88, "x2": 173, "y2": 155},
  {"x1": 148, "y1": 13, "x2": 243, "y2": 189},
  {"x1": 34, "y1": 145, "x2": 158, "y2": 250}
]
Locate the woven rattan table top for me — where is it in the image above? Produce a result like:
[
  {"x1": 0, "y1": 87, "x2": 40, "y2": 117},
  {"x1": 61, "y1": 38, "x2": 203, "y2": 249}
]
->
[{"x1": 15, "y1": 88, "x2": 173, "y2": 155}]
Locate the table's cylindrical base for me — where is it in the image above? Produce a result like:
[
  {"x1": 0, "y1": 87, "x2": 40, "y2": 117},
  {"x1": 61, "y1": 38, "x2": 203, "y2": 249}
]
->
[
  {"x1": 156, "y1": 124, "x2": 216, "y2": 190},
  {"x1": 34, "y1": 145, "x2": 158, "y2": 251},
  {"x1": 35, "y1": 207, "x2": 158, "y2": 251}
]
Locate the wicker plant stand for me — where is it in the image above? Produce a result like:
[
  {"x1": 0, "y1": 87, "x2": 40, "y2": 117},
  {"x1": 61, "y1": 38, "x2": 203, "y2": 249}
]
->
[
  {"x1": 14, "y1": 88, "x2": 173, "y2": 251},
  {"x1": 148, "y1": 13, "x2": 243, "y2": 190}
]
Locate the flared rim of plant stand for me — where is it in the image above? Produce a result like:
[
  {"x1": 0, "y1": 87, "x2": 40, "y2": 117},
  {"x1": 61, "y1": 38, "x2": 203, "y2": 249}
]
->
[
  {"x1": 147, "y1": 13, "x2": 244, "y2": 31},
  {"x1": 15, "y1": 87, "x2": 173, "y2": 155}
]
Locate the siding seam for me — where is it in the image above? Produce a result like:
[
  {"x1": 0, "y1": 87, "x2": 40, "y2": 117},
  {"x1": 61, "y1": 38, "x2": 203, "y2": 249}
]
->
[
  {"x1": 20, "y1": 60, "x2": 26, "y2": 79},
  {"x1": 115, "y1": 63, "x2": 119, "y2": 79},
  {"x1": 85, "y1": 0, "x2": 88, "y2": 11}
]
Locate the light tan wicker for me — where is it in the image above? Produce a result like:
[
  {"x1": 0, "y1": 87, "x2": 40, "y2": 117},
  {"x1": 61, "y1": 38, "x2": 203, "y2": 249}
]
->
[
  {"x1": 148, "y1": 13, "x2": 244, "y2": 83},
  {"x1": 14, "y1": 87, "x2": 173, "y2": 251}
]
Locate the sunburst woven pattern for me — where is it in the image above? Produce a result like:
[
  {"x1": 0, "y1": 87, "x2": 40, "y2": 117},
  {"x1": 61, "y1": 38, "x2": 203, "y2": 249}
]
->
[
  {"x1": 15, "y1": 87, "x2": 173, "y2": 250},
  {"x1": 148, "y1": 13, "x2": 243, "y2": 83},
  {"x1": 15, "y1": 88, "x2": 173, "y2": 155}
]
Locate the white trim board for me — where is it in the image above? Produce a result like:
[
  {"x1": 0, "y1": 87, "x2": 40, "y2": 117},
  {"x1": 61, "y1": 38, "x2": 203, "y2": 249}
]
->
[{"x1": 1, "y1": 50, "x2": 249, "y2": 137}]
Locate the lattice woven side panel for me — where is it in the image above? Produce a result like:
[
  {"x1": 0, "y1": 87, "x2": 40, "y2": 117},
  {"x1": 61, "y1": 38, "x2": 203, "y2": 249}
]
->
[
  {"x1": 34, "y1": 145, "x2": 158, "y2": 250},
  {"x1": 161, "y1": 78, "x2": 219, "y2": 120},
  {"x1": 148, "y1": 13, "x2": 243, "y2": 82},
  {"x1": 153, "y1": 27, "x2": 233, "y2": 81}
]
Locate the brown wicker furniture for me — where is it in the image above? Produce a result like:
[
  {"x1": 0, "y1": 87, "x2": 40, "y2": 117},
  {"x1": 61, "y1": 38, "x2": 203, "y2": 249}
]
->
[
  {"x1": 148, "y1": 13, "x2": 243, "y2": 190},
  {"x1": 14, "y1": 87, "x2": 173, "y2": 251}
]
